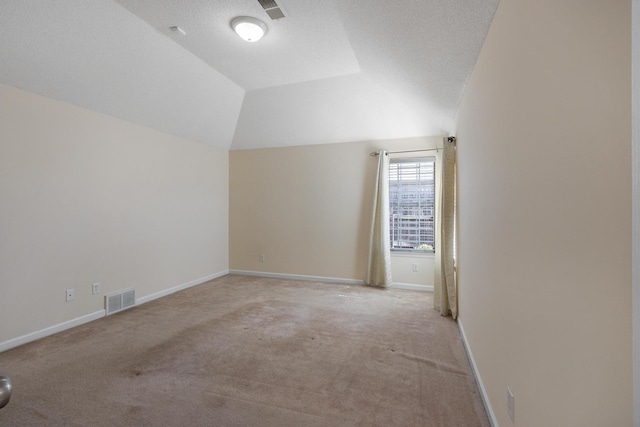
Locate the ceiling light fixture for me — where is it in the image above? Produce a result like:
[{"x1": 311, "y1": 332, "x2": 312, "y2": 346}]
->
[{"x1": 231, "y1": 16, "x2": 267, "y2": 42}]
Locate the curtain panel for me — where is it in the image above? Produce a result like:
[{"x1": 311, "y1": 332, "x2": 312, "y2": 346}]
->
[
  {"x1": 366, "y1": 150, "x2": 392, "y2": 287},
  {"x1": 434, "y1": 141, "x2": 457, "y2": 318}
]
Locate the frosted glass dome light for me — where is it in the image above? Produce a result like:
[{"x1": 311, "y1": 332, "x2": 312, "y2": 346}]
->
[{"x1": 231, "y1": 17, "x2": 267, "y2": 42}]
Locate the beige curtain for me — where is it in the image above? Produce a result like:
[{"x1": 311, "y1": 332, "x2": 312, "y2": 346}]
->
[
  {"x1": 434, "y1": 140, "x2": 457, "y2": 318},
  {"x1": 366, "y1": 150, "x2": 392, "y2": 287}
]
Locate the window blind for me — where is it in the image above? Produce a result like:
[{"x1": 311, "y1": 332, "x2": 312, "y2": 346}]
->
[{"x1": 389, "y1": 158, "x2": 435, "y2": 251}]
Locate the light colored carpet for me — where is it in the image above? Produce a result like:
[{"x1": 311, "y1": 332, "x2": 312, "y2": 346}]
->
[{"x1": 0, "y1": 275, "x2": 490, "y2": 426}]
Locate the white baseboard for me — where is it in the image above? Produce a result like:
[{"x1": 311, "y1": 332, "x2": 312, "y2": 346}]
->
[
  {"x1": 458, "y1": 319, "x2": 499, "y2": 427},
  {"x1": 229, "y1": 270, "x2": 433, "y2": 292},
  {"x1": 389, "y1": 282, "x2": 434, "y2": 292},
  {"x1": 136, "y1": 270, "x2": 229, "y2": 305},
  {"x1": 0, "y1": 271, "x2": 427, "y2": 354},
  {"x1": 0, "y1": 310, "x2": 105, "y2": 353},
  {"x1": 0, "y1": 270, "x2": 229, "y2": 353},
  {"x1": 229, "y1": 269, "x2": 364, "y2": 285}
]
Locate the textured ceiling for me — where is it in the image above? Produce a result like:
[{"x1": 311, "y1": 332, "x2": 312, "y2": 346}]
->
[
  {"x1": 115, "y1": 0, "x2": 361, "y2": 90},
  {"x1": 0, "y1": 0, "x2": 499, "y2": 150}
]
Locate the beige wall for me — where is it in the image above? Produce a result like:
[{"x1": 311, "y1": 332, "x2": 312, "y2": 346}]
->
[
  {"x1": 390, "y1": 254, "x2": 434, "y2": 288},
  {"x1": 455, "y1": 0, "x2": 632, "y2": 426},
  {"x1": 230, "y1": 137, "x2": 441, "y2": 283},
  {"x1": 632, "y1": 0, "x2": 640, "y2": 422},
  {"x1": 0, "y1": 85, "x2": 229, "y2": 344}
]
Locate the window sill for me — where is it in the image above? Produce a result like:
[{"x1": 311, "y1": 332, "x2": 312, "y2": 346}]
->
[{"x1": 391, "y1": 251, "x2": 435, "y2": 259}]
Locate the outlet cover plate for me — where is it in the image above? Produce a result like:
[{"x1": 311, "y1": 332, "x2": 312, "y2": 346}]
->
[
  {"x1": 92, "y1": 283, "x2": 101, "y2": 295},
  {"x1": 66, "y1": 289, "x2": 75, "y2": 302}
]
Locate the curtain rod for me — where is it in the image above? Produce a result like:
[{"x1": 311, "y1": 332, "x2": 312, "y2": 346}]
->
[
  {"x1": 369, "y1": 148, "x2": 439, "y2": 157},
  {"x1": 369, "y1": 136, "x2": 456, "y2": 157}
]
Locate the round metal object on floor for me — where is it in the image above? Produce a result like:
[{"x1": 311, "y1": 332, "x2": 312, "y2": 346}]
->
[{"x1": 0, "y1": 376, "x2": 12, "y2": 409}]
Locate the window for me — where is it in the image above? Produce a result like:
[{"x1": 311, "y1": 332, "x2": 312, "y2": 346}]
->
[{"x1": 389, "y1": 157, "x2": 435, "y2": 252}]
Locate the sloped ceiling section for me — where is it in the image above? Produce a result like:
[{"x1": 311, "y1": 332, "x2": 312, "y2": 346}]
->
[
  {"x1": 0, "y1": 0, "x2": 499, "y2": 150},
  {"x1": 232, "y1": 73, "x2": 443, "y2": 150},
  {"x1": 0, "y1": 0, "x2": 244, "y2": 149}
]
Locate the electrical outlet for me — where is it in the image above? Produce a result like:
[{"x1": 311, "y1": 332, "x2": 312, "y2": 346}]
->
[
  {"x1": 259, "y1": 254, "x2": 265, "y2": 262},
  {"x1": 507, "y1": 387, "x2": 515, "y2": 422},
  {"x1": 66, "y1": 289, "x2": 75, "y2": 302},
  {"x1": 92, "y1": 283, "x2": 101, "y2": 295},
  {"x1": 412, "y1": 263, "x2": 418, "y2": 272}
]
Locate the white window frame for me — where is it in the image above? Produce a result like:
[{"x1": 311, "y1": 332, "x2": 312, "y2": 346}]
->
[{"x1": 389, "y1": 157, "x2": 436, "y2": 253}]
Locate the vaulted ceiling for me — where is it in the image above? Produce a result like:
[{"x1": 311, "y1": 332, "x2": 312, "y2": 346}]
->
[{"x1": 0, "y1": 0, "x2": 499, "y2": 150}]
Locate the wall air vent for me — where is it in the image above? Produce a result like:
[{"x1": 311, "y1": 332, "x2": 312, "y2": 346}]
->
[
  {"x1": 105, "y1": 289, "x2": 136, "y2": 315},
  {"x1": 257, "y1": 0, "x2": 285, "y2": 20}
]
